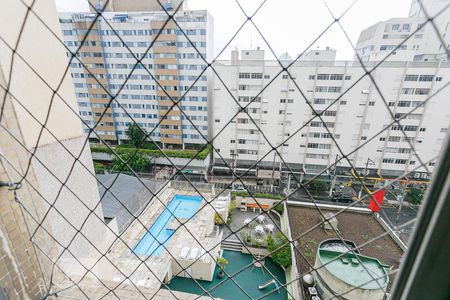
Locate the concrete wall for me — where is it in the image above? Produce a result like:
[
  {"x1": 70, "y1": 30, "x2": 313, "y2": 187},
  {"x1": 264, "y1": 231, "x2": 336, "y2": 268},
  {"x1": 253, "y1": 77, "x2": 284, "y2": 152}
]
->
[{"x1": 0, "y1": 0, "x2": 114, "y2": 295}]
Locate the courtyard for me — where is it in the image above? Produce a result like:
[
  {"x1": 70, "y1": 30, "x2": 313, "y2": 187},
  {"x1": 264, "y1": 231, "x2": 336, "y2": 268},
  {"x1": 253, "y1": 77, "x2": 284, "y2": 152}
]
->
[{"x1": 166, "y1": 250, "x2": 287, "y2": 300}]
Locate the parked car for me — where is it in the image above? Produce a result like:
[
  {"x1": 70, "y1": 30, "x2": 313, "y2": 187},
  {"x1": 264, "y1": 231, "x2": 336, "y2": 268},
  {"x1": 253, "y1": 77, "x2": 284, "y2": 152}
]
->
[
  {"x1": 329, "y1": 193, "x2": 353, "y2": 203},
  {"x1": 232, "y1": 185, "x2": 247, "y2": 193}
]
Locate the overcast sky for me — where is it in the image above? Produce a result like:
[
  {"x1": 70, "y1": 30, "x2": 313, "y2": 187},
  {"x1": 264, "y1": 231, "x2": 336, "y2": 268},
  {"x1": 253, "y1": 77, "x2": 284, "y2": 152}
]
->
[{"x1": 54, "y1": 0, "x2": 412, "y2": 60}]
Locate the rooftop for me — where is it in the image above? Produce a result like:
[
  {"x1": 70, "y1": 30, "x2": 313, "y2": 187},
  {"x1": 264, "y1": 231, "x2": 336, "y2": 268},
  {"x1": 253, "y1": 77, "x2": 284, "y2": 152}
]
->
[
  {"x1": 98, "y1": 174, "x2": 163, "y2": 232},
  {"x1": 287, "y1": 205, "x2": 403, "y2": 289}
]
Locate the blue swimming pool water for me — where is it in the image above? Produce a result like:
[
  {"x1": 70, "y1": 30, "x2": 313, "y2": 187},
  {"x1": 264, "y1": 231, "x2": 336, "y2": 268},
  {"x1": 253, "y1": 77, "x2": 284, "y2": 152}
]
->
[{"x1": 134, "y1": 194, "x2": 203, "y2": 256}]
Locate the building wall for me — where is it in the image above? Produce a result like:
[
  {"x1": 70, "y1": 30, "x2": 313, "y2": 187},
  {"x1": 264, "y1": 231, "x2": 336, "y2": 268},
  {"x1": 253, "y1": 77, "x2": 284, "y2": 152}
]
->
[
  {"x1": 88, "y1": 0, "x2": 187, "y2": 12},
  {"x1": 59, "y1": 10, "x2": 212, "y2": 149},
  {"x1": 355, "y1": 0, "x2": 450, "y2": 62},
  {"x1": 0, "y1": 0, "x2": 113, "y2": 295},
  {"x1": 212, "y1": 50, "x2": 449, "y2": 178}
]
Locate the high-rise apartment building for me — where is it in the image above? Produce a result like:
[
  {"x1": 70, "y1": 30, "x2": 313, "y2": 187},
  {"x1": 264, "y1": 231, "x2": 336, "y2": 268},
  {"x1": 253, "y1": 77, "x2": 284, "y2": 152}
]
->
[
  {"x1": 88, "y1": 0, "x2": 187, "y2": 12},
  {"x1": 355, "y1": 0, "x2": 450, "y2": 62},
  {"x1": 212, "y1": 48, "x2": 449, "y2": 179},
  {"x1": 59, "y1": 9, "x2": 213, "y2": 149}
]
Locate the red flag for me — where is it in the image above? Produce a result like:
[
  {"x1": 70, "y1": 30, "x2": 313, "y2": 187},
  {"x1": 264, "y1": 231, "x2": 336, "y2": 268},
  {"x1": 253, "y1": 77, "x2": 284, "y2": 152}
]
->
[{"x1": 369, "y1": 189, "x2": 385, "y2": 212}]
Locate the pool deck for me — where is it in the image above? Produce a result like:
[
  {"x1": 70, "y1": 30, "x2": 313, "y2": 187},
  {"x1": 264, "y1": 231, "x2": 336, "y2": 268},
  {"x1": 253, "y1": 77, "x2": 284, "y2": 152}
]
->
[{"x1": 100, "y1": 187, "x2": 219, "y2": 293}]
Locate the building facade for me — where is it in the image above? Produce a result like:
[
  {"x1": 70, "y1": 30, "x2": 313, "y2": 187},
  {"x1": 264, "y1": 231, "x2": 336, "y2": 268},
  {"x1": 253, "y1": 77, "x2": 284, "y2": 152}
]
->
[
  {"x1": 355, "y1": 0, "x2": 450, "y2": 62},
  {"x1": 212, "y1": 48, "x2": 449, "y2": 179},
  {"x1": 88, "y1": 0, "x2": 187, "y2": 12},
  {"x1": 59, "y1": 10, "x2": 213, "y2": 149}
]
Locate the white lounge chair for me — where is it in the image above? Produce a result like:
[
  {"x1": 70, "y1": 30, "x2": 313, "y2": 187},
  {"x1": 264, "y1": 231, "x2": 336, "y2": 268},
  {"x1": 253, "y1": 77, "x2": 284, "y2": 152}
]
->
[
  {"x1": 188, "y1": 248, "x2": 199, "y2": 260},
  {"x1": 243, "y1": 218, "x2": 252, "y2": 226},
  {"x1": 214, "y1": 201, "x2": 227, "y2": 208},
  {"x1": 179, "y1": 247, "x2": 190, "y2": 259},
  {"x1": 265, "y1": 224, "x2": 275, "y2": 234},
  {"x1": 255, "y1": 225, "x2": 265, "y2": 235},
  {"x1": 257, "y1": 215, "x2": 266, "y2": 223}
]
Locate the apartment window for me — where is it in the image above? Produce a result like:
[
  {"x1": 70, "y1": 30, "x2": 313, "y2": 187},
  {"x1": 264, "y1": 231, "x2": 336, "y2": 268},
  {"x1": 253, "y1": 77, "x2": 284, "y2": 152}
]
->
[
  {"x1": 412, "y1": 101, "x2": 424, "y2": 107},
  {"x1": 317, "y1": 74, "x2": 330, "y2": 80},
  {"x1": 345, "y1": 75, "x2": 351, "y2": 80},
  {"x1": 402, "y1": 24, "x2": 411, "y2": 31},
  {"x1": 392, "y1": 24, "x2": 400, "y2": 30},
  {"x1": 340, "y1": 100, "x2": 347, "y2": 105},
  {"x1": 405, "y1": 75, "x2": 419, "y2": 81},
  {"x1": 322, "y1": 110, "x2": 337, "y2": 117},
  {"x1": 280, "y1": 99, "x2": 286, "y2": 103},
  {"x1": 383, "y1": 158, "x2": 394, "y2": 163},
  {"x1": 251, "y1": 73, "x2": 263, "y2": 79},
  {"x1": 328, "y1": 86, "x2": 341, "y2": 93},
  {"x1": 419, "y1": 75, "x2": 434, "y2": 82},
  {"x1": 330, "y1": 74, "x2": 343, "y2": 80},
  {"x1": 388, "y1": 136, "x2": 401, "y2": 142},
  {"x1": 264, "y1": 75, "x2": 270, "y2": 79},
  {"x1": 436, "y1": 76, "x2": 443, "y2": 81},
  {"x1": 419, "y1": 128, "x2": 426, "y2": 132},
  {"x1": 309, "y1": 75, "x2": 315, "y2": 80},
  {"x1": 379, "y1": 137, "x2": 385, "y2": 141},
  {"x1": 415, "y1": 88, "x2": 430, "y2": 95},
  {"x1": 402, "y1": 88, "x2": 415, "y2": 94},
  {"x1": 398, "y1": 101, "x2": 411, "y2": 107},
  {"x1": 315, "y1": 86, "x2": 327, "y2": 92},
  {"x1": 398, "y1": 148, "x2": 411, "y2": 154},
  {"x1": 239, "y1": 73, "x2": 251, "y2": 79},
  {"x1": 282, "y1": 74, "x2": 288, "y2": 79},
  {"x1": 368, "y1": 101, "x2": 375, "y2": 106}
]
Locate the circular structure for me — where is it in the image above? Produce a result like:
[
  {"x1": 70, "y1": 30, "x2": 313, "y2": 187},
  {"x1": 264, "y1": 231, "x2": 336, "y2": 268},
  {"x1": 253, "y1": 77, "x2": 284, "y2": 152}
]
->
[{"x1": 314, "y1": 239, "x2": 389, "y2": 300}]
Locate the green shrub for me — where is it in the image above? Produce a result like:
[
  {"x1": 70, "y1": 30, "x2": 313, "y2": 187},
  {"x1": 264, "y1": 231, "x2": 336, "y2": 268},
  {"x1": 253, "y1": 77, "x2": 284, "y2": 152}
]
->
[
  {"x1": 267, "y1": 232, "x2": 292, "y2": 269},
  {"x1": 407, "y1": 187, "x2": 425, "y2": 205},
  {"x1": 94, "y1": 162, "x2": 107, "y2": 174},
  {"x1": 214, "y1": 213, "x2": 224, "y2": 225},
  {"x1": 113, "y1": 152, "x2": 150, "y2": 172},
  {"x1": 231, "y1": 191, "x2": 283, "y2": 200},
  {"x1": 227, "y1": 201, "x2": 236, "y2": 225},
  {"x1": 307, "y1": 179, "x2": 329, "y2": 193},
  {"x1": 272, "y1": 202, "x2": 284, "y2": 215},
  {"x1": 90, "y1": 143, "x2": 211, "y2": 160}
]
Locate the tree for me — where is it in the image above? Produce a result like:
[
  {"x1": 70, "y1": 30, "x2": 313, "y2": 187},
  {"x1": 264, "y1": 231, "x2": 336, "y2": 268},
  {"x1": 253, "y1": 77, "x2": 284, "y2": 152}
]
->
[
  {"x1": 266, "y1": 232, "x2": 292, "y2": 269},
  {"x1": 113, "y1": 152, "x2": 150, "y2": 173},
  {"x1": 407, "y1": 187, "x2": 425, "y2": 205},
  {"x1": 308, "y1": 179, "x2": 328, "y2": 194},
  {"x1": 125, "y1": 123, "x2": 146, "y2": 148}
]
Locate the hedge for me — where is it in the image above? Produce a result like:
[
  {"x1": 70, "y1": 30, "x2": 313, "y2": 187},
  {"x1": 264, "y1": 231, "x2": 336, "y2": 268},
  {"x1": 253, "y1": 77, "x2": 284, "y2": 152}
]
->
[
  {"x1": 90, "y1": 144, "x2": 211, "y2": 160},
  {"x1": 231, "y1": 191, "x2": 283, "y2": 200}
]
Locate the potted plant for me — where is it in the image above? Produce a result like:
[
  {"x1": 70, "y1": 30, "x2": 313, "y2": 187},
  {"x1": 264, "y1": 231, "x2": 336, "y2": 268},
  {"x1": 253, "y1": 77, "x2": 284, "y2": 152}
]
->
[{"x1": 216, "y1": 256, "x2": 229, "y2": 279}]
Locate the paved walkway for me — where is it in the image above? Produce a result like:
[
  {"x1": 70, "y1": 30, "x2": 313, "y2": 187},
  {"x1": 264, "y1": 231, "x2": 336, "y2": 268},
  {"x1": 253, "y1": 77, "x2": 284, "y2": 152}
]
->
[{"x1": 222, "y1": 208, "x2": 281, "y2": 242}]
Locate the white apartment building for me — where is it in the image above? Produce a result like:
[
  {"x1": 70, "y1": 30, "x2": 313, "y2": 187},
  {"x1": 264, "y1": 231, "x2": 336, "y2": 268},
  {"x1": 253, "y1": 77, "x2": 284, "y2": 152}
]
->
[
  {"x1": 355, "y1": 0, "x2": 450, "y2": 62},
  {"x1": 59, "y1": 9, "x2": 213, "y2": 149},
  {"x1": 212, "y1": 48, "x2": 449, "y2": 179}
]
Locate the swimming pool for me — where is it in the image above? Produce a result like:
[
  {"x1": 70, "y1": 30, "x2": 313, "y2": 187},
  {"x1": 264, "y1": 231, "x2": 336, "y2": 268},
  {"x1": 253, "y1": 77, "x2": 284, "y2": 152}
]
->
[{"x1": 134, "y1": 194, "x2": 203, "y2": 256}]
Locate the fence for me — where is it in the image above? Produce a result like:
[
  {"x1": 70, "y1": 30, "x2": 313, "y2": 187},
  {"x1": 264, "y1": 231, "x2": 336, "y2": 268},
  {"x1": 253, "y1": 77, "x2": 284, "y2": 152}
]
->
[{"x1": 0, "y1": 0, "x2": 449, "y2": 299}]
